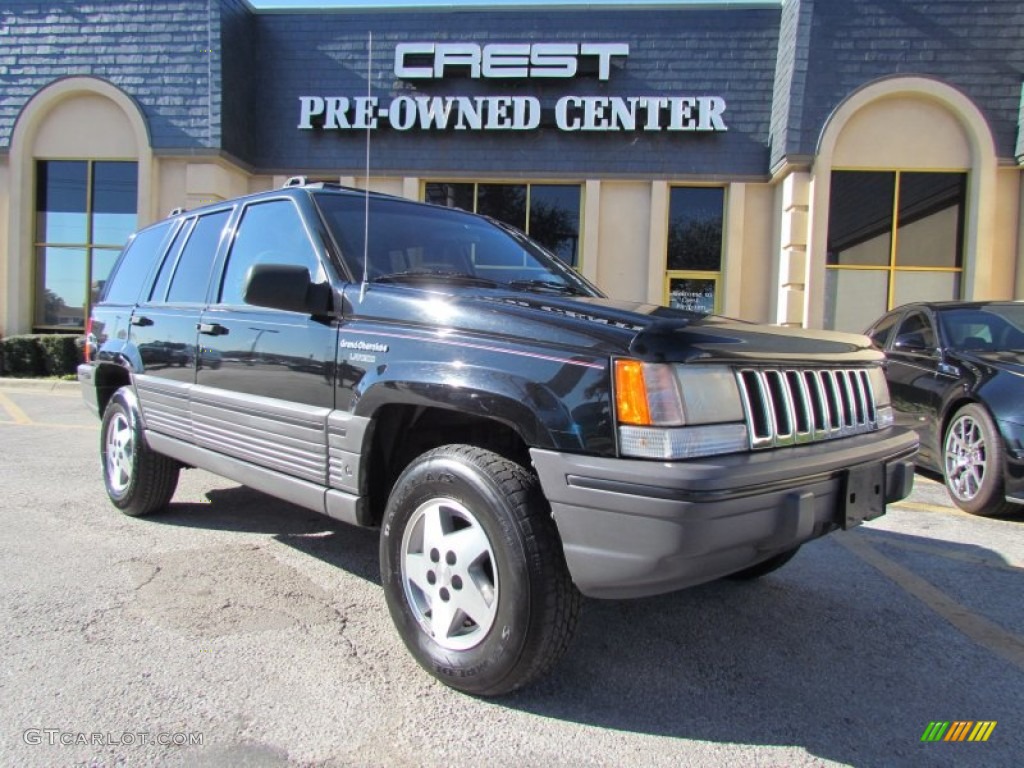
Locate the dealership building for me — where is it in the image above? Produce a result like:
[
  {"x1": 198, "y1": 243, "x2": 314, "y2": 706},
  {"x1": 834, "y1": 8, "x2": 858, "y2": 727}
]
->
[{"x1": 1, "y1": 0, "x2": 1022, "y2": 337}]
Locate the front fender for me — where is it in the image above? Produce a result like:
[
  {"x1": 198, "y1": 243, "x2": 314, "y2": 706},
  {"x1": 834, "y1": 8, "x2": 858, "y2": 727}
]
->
[{"x1": 351, "y1": 359, "x2": 611, "y2": 453}]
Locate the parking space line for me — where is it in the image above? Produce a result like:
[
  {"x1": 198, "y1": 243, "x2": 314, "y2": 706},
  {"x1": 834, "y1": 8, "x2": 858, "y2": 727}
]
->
[
  {"x1": 0, "y1": 421, "x2": 96, "y2": 431},
  {"x1": 891, "y1": 500, "x2": 976, "y2": 518},
  {"x1": 0, "y1": 392, "x2": 32, "y2": 425},
  {"x1": 838, "y1": 533, "x2": 1024, "y2": 673}
]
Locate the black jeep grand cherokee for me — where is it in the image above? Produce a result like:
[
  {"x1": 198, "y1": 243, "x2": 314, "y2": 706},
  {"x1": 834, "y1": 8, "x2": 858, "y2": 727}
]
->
[{"x1": 80, "y1": 181, "x2": 917, "y2": 695}]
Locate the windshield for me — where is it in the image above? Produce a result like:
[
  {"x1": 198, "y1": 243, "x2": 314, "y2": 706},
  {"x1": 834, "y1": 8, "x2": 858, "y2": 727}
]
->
[
  {"x1": 938, "y1": 305, "x2": 1024, "y2": 351},
  {"x1": 313, "y1": 193, "x2": 599, "y2": 296}
]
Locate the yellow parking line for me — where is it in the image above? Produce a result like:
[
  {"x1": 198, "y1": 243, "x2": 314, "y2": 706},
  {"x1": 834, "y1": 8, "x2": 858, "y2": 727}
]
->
[
  {"x1": 0, "y1": 391, "x2": 32, "y2": 425},
  {"x1": 891, "y1": 500, "x2": 974, "y2": 517},
  {"x1": 838, "y1": 533, "x2": 1024, "y2": 673},
  {"x1": 0, "y1": 420, "x2": 95, "y2": 431}
]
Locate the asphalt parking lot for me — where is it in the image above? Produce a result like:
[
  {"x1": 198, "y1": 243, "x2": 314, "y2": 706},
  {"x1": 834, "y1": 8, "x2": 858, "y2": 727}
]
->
[{"x1": 1, "y1": 383, "x2": 1021, "y2": 768}]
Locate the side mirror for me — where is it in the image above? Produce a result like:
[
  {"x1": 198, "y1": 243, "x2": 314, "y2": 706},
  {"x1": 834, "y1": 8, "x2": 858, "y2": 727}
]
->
[
  {"x1": 893, "y1": 332, "x2": 933, "y2": 354},
  {"x1": 244, "y1": 264, "x2": 332, "y2": 316}
]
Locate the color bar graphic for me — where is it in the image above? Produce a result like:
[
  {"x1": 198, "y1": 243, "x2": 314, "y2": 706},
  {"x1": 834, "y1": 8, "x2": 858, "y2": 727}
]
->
[{"x1": 920, "y1": 721, "x2": 996, "y2": 742}]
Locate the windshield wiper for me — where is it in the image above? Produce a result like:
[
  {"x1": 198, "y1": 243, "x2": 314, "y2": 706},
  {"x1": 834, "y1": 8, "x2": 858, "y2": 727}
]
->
[
  {"x1": 504, "y1": 279, "x2": 581, "y2": 295},
  {"x1": 373, "y1": 270, "x2": 499, "y2": 287}
]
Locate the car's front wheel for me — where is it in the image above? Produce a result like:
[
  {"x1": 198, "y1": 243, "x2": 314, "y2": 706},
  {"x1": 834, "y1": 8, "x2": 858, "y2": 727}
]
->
[
  {"x1": 943, "y1": 403, "x2": 1016, "y2": 517},
  {"x1": 100, "y1": 387, "x2": 180, "y2": 517},
  {"x1": 380, "y1": 445, "x2": 581, "y2": 696}
]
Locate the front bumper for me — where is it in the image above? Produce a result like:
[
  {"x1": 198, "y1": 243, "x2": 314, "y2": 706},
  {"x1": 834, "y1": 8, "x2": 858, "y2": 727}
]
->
[{"x1": 531, "y1": 428, "x2": 918, "y2": 599}]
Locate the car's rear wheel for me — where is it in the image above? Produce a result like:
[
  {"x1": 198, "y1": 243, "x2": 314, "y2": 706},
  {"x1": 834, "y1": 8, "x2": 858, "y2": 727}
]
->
[
  {"x1": 100, "y1": 387, "x2": 180, "y2": 517},
  {"x1": 380, "y1": 444, "x2": 580, "y2": 696},
  {"x1": 943, "y1": 403, "x2": 1016, "y2": 517}
]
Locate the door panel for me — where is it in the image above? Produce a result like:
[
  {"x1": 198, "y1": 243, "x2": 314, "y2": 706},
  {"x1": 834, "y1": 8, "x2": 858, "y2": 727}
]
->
[{"x1": 194, "y1": 198, "x2": 339, "y2": 483}]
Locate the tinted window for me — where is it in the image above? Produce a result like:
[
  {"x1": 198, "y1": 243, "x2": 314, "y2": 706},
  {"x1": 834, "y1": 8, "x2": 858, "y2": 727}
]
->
[
  {"x1": 866, "y1": 312, "x2": 900, "y2": 349},
  {"x1": 895, "y1": 311, "x2": 936, "y2": 350},
  {"x1": 315, "y1": 193, "x2": 593, "y2": 293},
  {"x1": 528, "y1": 185, "x2": 581, "y2": 267},
  {"x1": 424, "y1": 182, "x2": 582, "y2": 267},
  {"x1": 149, "y1": 219, "x2": 194, "y2": 302},
  {"x1": 36, "y1": 160, "x2": 88, "y2": 244},
  {"x1": 940, "y1": 306, "x2": 1024, "y2": 351},
  {"x1": 102, "y1": 222, "x2": 174, "y2": 305},
  {"x1": 165, "y1": 211, "x2": 230, "y2": 304},
  {"x1": 667, "y1": 187, "x2": 724, "y2": 271},
  {"x1": 219, "y1": 200, "x2": 321, "y2": 306},
  {"x1": 91, "y1": 162, "x2": 138, "y2": 246}
]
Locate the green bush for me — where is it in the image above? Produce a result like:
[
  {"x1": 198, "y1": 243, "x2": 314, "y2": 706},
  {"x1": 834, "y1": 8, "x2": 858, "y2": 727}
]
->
[
  {"x1": 0, "y1": 334, "x2": 83, "y2": 377},
  {"x1": 38, "y1": 335, "x2": 83, "y2": 376}
]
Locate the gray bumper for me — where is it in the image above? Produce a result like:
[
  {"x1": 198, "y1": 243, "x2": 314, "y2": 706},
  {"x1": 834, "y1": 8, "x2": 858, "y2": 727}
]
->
[
  {"x1": 530, "y1": 428, "x2": 917, "y2": 599},
  {"x1": 77, "y1": 362, "x2": 101, "y2": 417}
]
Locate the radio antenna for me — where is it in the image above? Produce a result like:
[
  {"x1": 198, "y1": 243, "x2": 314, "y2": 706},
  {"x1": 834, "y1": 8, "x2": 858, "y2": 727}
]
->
[{"x1": 359, "y1": 30, "x2": 372, "y2": 303}]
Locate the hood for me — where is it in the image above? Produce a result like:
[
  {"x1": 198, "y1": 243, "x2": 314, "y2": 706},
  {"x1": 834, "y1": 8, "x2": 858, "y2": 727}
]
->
[{"x1": 345, "y1": 284, "x2": 881, "y2": 365}]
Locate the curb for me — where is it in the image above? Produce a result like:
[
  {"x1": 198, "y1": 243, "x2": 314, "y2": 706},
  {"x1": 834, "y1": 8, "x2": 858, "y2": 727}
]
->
[{"x1": 0, "y1": 377, "x2": 80, "y2": 393}]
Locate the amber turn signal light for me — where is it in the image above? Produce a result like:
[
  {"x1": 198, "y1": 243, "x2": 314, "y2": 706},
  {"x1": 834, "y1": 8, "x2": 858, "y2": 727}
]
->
[{"x1": 614, "y1": 359, "x2": 651, "y2": 425}]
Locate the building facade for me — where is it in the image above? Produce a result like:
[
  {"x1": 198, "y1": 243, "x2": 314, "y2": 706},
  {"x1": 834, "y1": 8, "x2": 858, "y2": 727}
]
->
[{"x1": 1, "y1": 0, "x2": 1022, "y2": 338}]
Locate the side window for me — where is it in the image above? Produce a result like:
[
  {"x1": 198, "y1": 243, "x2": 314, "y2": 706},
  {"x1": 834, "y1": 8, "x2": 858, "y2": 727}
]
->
[
  {"x1": 218, "y1": 200, "x2": 322, "y2": 306},
  {"x1": 895, "y1": 311, "x2": 936, "y2": 351},
  {"x1": 149, "y1": 218, "x2": 194, "y2": 302},
  {"x1": 867, "y1": 312, "x2": 900, "y2": 349},
  {"x1": 165, "y1": 210, "x2": 231, "y2": 304},
  {"x1": 101, "y1": 221, "x2": 174, "y2": 305}
]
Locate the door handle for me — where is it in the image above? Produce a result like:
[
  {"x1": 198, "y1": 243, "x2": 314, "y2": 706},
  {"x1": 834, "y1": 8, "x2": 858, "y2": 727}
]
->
[
  {"x1": 130, "y1": 315, "x2": 153, "y2": 327},
  {"x1": 197, "y1": 322, "x2": 229, "y2": 336}
]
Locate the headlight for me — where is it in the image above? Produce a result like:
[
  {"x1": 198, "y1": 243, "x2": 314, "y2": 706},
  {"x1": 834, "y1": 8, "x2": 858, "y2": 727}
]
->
[
  {"x1": 867, "y1": 366, "x2": 895, "y2": 429},
  {"x1": 614, "y1": 360, "x2": 748, "y2": 459}
]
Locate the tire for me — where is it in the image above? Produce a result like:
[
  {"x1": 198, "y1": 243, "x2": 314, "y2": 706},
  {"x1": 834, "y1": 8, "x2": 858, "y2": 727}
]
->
[
  {"x1": 100, "y1": 387, "x2": 180, "y2": 517},
  {"x1": 380, "y1": 445, "x2": 581, "y2": 696},
  {"x1": 943, "y1": 403, "x2": 1016, "y2": 517},
  {"x1": 727, "y1": 546, "x2": 801, "y2": 580}
]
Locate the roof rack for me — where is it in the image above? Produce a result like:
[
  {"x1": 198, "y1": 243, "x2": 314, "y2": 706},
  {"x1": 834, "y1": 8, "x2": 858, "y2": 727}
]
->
[
  {"x1": 167, "y1": 206, "x2": 185, "y2": 217},
  {"x1": 283, "y1": 176, "x2": 309, "y2": 188}
]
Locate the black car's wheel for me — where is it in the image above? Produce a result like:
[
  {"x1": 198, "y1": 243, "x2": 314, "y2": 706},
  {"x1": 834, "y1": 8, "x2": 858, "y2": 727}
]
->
[
  {"x1": 100, "y1": 387, "x2": 180, "y2": 517},
  {"x1": 727, "y1": 546, "x2": 801, "y2": 580},
  {"x1": 943, "y1": 403, "x2": 1016, "y2": 517},
  {"x1": 380, "y1": 444, "x2": 581, "y2": 696}
]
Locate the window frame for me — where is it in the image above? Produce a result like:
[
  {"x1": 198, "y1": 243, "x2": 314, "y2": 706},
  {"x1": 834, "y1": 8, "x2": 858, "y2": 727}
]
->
[
  {"x1": 159, "y1": 208, "x2": 234, "y2": 306},
  {"x1": 216, "y1": 197, "x2": 325, "y2": 308},
  {"x1": 32, "y1": 157, "x2": 139, "y2": 331},
  {"x1": 825, "y1": 169, "x2": 966, "y2": 318},
  {"x1": 893, "y1": 309, "x2": 939, "y2": 355},
  {"x1": 663, "y1": 185, "x2": 726, "y2": 313},
  {"x1": 421, "y1": 180, "x2": 584, "y2": 269}
]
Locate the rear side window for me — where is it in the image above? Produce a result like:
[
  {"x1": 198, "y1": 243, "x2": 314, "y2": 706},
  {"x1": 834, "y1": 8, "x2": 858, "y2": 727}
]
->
[
  {"x1": 165, "y1": 210, "x2": 231, "y2": 304},
  {"x1": 218, "y1": 200, "x2": 322, "y2": 306},
  {"x1": 149, "y1": 218, "x2": 194, "y2": 302},
  {"x1": 101, "y1": 221, "x2": 174, "y2": 305},
  {"x1": 867, "y1": 312, "x2": 899, "y2": 349}
]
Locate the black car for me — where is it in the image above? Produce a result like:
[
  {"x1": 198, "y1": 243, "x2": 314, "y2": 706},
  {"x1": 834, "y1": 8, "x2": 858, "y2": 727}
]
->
[
  {"x1": 866, "y1": 301, "x2": 1024, "y2": 516},
  {"x1": 79, "y1": 180, "x2": 917, "y2": 695}
]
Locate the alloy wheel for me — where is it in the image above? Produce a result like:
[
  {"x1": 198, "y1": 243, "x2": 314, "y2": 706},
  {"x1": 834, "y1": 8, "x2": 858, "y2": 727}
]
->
[
  {"x1": 105, "y1": 411, "x2": 134, "y2": 494},
  {"x1": 944, "y1": 413, "x2": 987, "y2": 502},
  {"x1": 399, "y1": 496, "x2": 499, "y2": 651}
]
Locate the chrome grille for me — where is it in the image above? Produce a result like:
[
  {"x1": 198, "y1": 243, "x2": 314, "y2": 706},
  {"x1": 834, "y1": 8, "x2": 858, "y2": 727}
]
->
[{"x1": 736, "y1": 367, "x2": 878, "y2": 449}]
